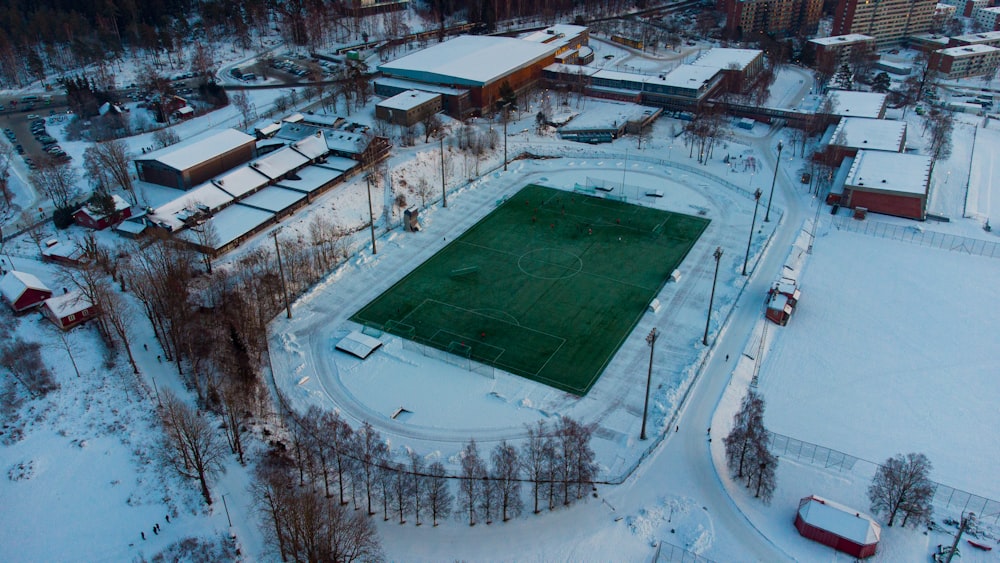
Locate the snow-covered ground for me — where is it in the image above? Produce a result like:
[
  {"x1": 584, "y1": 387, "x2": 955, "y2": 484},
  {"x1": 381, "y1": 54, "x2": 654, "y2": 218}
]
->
[{"x1": 5, "y1": 26, "x2": 1000, "y2": 563}]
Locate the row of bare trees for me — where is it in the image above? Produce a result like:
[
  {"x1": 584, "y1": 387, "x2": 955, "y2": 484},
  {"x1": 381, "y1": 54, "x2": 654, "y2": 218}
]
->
[{"x1": 254, "y1": 408, "x2": 598, "y2": 556}]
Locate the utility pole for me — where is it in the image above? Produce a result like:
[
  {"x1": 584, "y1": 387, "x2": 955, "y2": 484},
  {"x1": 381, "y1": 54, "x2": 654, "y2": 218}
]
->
[
  {"x1": 640, "y1": 328, "x2": 657, "y2": 440},
  {"x1": 439, "y1": 135, "x2": 447, "y2": 208},
  {"x1": 221, "y1": 493, "x2": 233, "y2": 527},
  {"x1": 765, "y1": 141, "x2": 783, "y2": 222},
  {"x1": 743, "y1": 188, "x2": 762, "y2": 275},
  {"x1": 366, "y1": 173, "x2": 377, "y2": 255},
  {"x1": 944, "y1": 512, "x2": 975, "y2": 563},
  {"x1": 703, "y1": 246, "x2": 723, "y2": 346},
  {"x1": 272, "y1": 230, "x2": 291, "y2": 319}
]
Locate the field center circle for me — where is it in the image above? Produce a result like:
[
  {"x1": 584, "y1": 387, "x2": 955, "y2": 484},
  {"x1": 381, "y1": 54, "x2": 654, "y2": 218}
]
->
[{"x1": 518, "y1": 248, "x2": 583, "y2": 280}]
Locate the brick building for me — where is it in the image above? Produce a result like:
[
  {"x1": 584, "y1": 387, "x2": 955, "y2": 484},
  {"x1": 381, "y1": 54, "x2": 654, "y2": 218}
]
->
[
  {"x1": 134, "y1": 129, "x2": 257, "y2": 190},
  {"x1": 375, "y1": 90, "x2": 443, "y2": 126},
  {"x1": 808, "y1": 34, "x2": 877, "y2": 73},
  {"x1": 928, "y1": 44, "x2": 1000, "y2": 78},
  {"x1": 724, "y1": 0, "x2": 823, "y2": 40},
  {"x1": 832, "y1": 0, "x2": 936, "y2": 46}
]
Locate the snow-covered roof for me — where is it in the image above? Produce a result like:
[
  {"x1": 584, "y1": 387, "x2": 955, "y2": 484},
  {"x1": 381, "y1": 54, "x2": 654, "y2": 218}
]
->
[
  {"x1": 846, "y1": 150, "x2": 932, "y2": 196},
  {"x1": 137, "y1": 129, "x2": 256, "y2": 172},
  {"x1": 76, "y1": 194, "x2": 130, "y2": 221},
  {"x1": 186, "y1": 205, "x2": 275, "y2": 249},
  {"x1": 825, "y1": 90, "x2": 887, "y2": 118},
  {"x1": 647, "y1": 65, "x2": 721, "y2": 90},
  {"x1": 377, "y1": 90, "x2": 442, "y2": 112},
  {"x1": 41, "y1": 241, "x2": 84, "y2": 261},
  {"x1": 237, "y1": 187, "x2": 306, "y2": 213},
  {"x1": 149, "y1": 183, "x2": 234, "y2": 231},
  {"x1": 249, "y1": 146, "x2": 310, "y2": 179},
  {"x1": 114, "y1": 219, "x2": 147, "y2": 235},
  {"x1": 276, "y1": 165, "x2": 344, "y2": 194},
  {"x1": 798, "y1": 496, "x2": 880, "y2": 546},
  {"x1": 378, "y1": 35, "x2": 558, "y2": 86},
  {"x1": 283, "y1": 113, "x2": 305, "y2": 123},
  {"x1": 558, "y1": 101, "x2": 659, "y2": 132},
  {"x1": 1, "y1": 271, "x2": 50, "y2": 303},
  {"x1": 325, "y1": 130, "x2": 370, "y2": 156},
  {"x1": 299, "y1": 114, "x2": 344, "y2": 128},
  {"x1": 519, "y1": 24, "x2": 588, "y2": 50},
  {"x1": 317, "y1": 156, "x2": 359, "y2": 172},
  {"x1": 44, "y1": 290, "x2": 93, "y2": 318},
  {"x1": 691, "y1": 48, "x2": 762, "y2": 71},
  {"x1": 809, "y1": 34, "x2": 875, "y2": 46},
  {"x1": 935, "y1": 44, "x2": 1000, "y2": 57},
  {"x1": 212, "y1": 166, "x2": 271, "y2": 198},
  {"x1": 336, "y1": 330, "x2": 383, "y2": 359},
  {"x1": 255, "y1": 122, "x2": 282, "y2": 137},
  {"x1": 952, "y1": 31, "x2": 1000, "y2": 44},
  {"x1": 829, "y1": 117, "x2": 906, "y2": 152},
  {"x1": 374, "y1": 77, "x2": 469, "y2": 96},
  {"x1": 290, "y1": 131, "x2": 329, "y2": 160}
]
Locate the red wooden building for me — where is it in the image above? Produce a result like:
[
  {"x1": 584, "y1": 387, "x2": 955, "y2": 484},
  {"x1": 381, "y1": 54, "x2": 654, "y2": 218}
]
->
[
  {"x1": 795, "y1": 495, "x2": 881, "y2": 558},
  {"x1": 766, "y1": 280, "x2": 800, "y2": 326},
  {"x1": 42, "y1": 291, "x2": 98, "y2": 330},
  {"x1": 0, "y1": 270, "x2": 53, "y2": 313},
  {"x1": 73, "y1": 194, "x2": 132, "y2": 230}
]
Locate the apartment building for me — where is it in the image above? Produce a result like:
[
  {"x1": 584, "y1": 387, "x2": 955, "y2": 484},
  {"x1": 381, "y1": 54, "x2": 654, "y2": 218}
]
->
[
  {"x1": 724, "y1": 0, "x2": 823, "y2": 39},
  {"x1": 832, "y1": 0, "x2": 937, "y2": 46},
  {"x1": 928, "y1": 43, "x2": 1000, "y2": 78}
]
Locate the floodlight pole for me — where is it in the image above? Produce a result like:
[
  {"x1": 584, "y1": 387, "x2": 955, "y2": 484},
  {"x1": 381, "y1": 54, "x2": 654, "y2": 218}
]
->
[
  {"x1": 439, "y1": 135, "x2": 447, "y2": 208},
  {"x1": 272, "y1": 230, "x2": 292, "y2": 319},
  {"x1": 703, "y1": 246, "x2": 723, "y2": 346},
  {"x1": 621, "y1": 148, "x2": 628, "y2": 195},
  {"x1": 503, "y1": 104, "x2": 509, "y2": 171},
  {"x1": 765, "y1": 141, "x2": 783, "y2": 222},
  {"x1": 366, "y1": 173, "x2": 377, "y2": 255},
  {"x1": 743, "y1": 189, "x2": 762, "y2": 276},
  {"x1": 640, "y1": 328, "x2": 657, "y2": 440}
]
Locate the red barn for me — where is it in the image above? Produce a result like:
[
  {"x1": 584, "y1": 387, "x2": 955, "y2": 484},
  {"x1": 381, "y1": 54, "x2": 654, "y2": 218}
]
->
[
  {"x1": 0, "y1": 271, "x2": 53, "y2": 313},
  {"x1": 73, "y1": 194, "x2": 132, "y2": 230},
  {"x1": 42, "y1": 291, "x2": 98, "y2": 330},
  {"x1": 795, "y1": 495, "x2": 881, "y2": 558}
]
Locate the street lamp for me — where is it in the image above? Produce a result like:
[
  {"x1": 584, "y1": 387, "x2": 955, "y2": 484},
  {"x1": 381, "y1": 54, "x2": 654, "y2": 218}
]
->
[
  {"x1": 366, "y1": 173, "x2": 377, "y2": 255},
  {"x1": 640, "y1": 328, "x2": 657, "y2": 440},
  {"x1": 703, "y1": 246, "x2": 723, "y2": 346},
  {"x1": 743, "y1": 189, "x2": 762, "y2": 276},
  {"x1": 764, "y1": 141, "x2": 783, "y2": 222}
]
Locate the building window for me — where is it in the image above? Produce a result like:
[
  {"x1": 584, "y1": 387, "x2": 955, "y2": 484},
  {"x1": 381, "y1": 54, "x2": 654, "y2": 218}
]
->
[{"x1": 68, "y1": 314, "x2": 75, "y2": 321}]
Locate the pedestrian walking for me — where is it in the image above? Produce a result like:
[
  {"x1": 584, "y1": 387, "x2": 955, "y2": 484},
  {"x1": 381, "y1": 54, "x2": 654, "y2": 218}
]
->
[
  {"x1": 165, "y1": 515, "x2": 170, "y2": 523},
  {"x1": 143, "y1": 343, "x2": 148, "y2": 351},
  {"x1": 141, "y1": 532, "x2": 145, "y2": 540},
  {"x1": 157, "y1": 355, "x2": 161, "y2": 363},
  {"x1": 725, "y1": 354, "x2": 729, "y2": 362},
  {"x1": 152, "y1": 527, "x2": 158, "y2": 536},
  {"x1": 675, "y1": 426, "x2": 679, "y2": 432}
]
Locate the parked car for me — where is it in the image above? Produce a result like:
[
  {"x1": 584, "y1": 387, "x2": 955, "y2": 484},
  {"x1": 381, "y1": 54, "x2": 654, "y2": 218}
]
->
[
  {"x1": 15, "y1": 144, "x2": 23, "y2": 154},
  {"x1": 36, "y1": 135, "x2": 56, "y2": 145},
  {"x1": 26, "y1": 113, "x2": 39, "y2": 119}
]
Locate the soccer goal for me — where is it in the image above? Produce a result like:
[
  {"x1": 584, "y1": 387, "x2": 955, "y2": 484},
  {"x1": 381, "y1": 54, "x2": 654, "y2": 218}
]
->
[{"x1": 384, "y1": 320, "x2": 416, "y2": 340}]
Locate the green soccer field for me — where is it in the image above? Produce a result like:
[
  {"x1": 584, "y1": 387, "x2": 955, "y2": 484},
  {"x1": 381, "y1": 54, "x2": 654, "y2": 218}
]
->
[{"x1": 350, "y1": 184, "x2": 709, "y2": 395}]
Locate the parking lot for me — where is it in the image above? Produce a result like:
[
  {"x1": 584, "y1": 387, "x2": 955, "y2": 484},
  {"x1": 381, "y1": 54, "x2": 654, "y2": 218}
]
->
[{"x1": 0, "y1": 102, "x2": 72, "y2": 171}]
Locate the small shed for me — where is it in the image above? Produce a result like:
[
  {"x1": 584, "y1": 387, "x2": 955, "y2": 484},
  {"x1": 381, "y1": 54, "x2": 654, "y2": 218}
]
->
[
  {"x1": 0, "y1": 271, "x2": 53, "y2": 313},
  {"x1": 42, "y1": 290, "x2": 98, "y2": 330},
  {"x1": 795, "y1": 495, "x2": 881, "y2": 558},
  {"x1": 336, "y1": 331, "x2": 383, "y2": 359}
]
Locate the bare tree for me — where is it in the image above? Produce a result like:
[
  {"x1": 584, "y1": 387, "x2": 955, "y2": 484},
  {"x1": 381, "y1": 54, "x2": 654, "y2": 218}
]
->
[
  {"x1": 409, "y1": 452, "x2": 426, "y2": 526},
  {"x1": 556, "y1": 416, "x2": 598, "y2": 505},
  {"x1": 425, "y1": 460, "x2": 453, "y2": 526},
  {"x1": 0, "y1": 144, "x2": 15, "y2": 210},
  {"x1": 459, "y1": 439, "x2": 487, "y2": 525},
  {"x1": 160, "y1": 390, "x2": 227, "y2": 505},
  {"x1": 217, "y1": 377, "x2": 249, "y2": 465},
  {"x1": 31, "y1": 158, "x2": 79, "y2": 209},
  {"x1": 422, "y1": 113, "x2": 442, "y2": 143},
  {"x1": 868, "y1": 453, "x2": 935, "y2": 527},
  {"x1": 152, "y1": 127, "x2": 181, "y2": 149},
  {"x1": 491, "y1": 441, "x2": 523, "y2": 521},
  {"x1": 391, "y1": 461, "x2": 413, "y2": 524},
  {"x1": 0, "y1": 337, "x2": 58, "y2": 398},
  {"x1": 85, "y1": 140, "x2": 136, "y2": 204},
  {"x1": 925, "y1": 109, "x2": 954, "y2": 160},
  {"x1": 232, "y1": 89, "x2": 254, "y2": 130},
  {"x1": 356, "y1": 421, "x2": 388, "y2": 516},
  {"x1": 521, "y1": 420, "x2": 552, "y2": 514}
]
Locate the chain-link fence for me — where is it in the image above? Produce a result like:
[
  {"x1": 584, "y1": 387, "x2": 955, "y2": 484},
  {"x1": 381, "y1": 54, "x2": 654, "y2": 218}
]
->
[
  {"x1": 653, "y1": 540, "x2": 717, "y2": 563},
  {"x1": 932, "y1": 483, "x2": 1000, "y2": 524},
  {"x1": 831, "y1": 216, "x2": 1000, "y2": 259},
  {"x1": 766, "y1": 431, "x2": 860, "y2": 472},
  {"x1": 400, "y1": 337, "x2": 496, "y2": 379}
]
